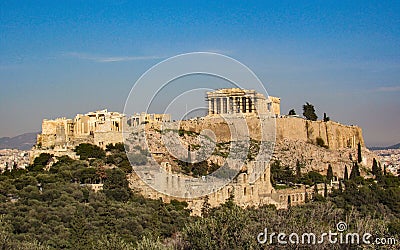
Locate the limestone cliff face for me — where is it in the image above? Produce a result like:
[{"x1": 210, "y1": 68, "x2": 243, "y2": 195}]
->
[
  {"x1": 146, "y1": 116, "x2": 374, "y2": 177},
  {"x1": 273, "y1": 139, "x2": 376, "y2": 179},
  {"x1": 173, "y1": 116, "x2": 364, "y2": 150},
  {"x1": 276, "y1": 118, "x2": 364, "y2": 150}
]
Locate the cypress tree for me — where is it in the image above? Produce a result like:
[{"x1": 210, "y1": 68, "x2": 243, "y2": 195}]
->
[
  {"x1": 324, "y1": 182, "x2": 328, "y2": 197},
  {"x1": 201, "y1": 195, "x2": 211, "y2": 217},
  {"x1": 323, "y1": 113, "x2": 330, "y2": 122},
  {"x1": 357, "y1": 142, "x2": 362, "y2": 163},
  {"x1": 344, "y1": 166, "x2": 349, "y2": 181},
  {"x1": 372, "y1": 158, "x2": 378, "y2": 176},
  {"x1": 326, "y1": 164, "x2": 333, "y2": 183},
  {"x1": 303, "y1": 102, "x2": 318, "y2": 121},
  {"x1": 296, "y1": 160, "x2": 302, "y2": 180},
  {"x1": 338, "y1": 180, "x2": 343, "y2": 193},
  {"x1": 350, "y1": 162, "x2": 360, "y2": 180}
]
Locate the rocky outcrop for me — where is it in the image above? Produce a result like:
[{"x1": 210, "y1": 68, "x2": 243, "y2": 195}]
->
[{"x1": 273, "y1": 139, "x2": 377, "y2": 179}]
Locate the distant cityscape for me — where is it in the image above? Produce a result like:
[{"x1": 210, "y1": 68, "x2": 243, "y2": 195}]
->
[
  {"x1": 374, "y1": 149, "x2": 400, "y2": 176},
  {"x1": 0, "y1": 149, "x2": 30, "y2": 172}
]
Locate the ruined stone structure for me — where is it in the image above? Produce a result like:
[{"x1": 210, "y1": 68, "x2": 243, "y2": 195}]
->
[
  {"x1": 128, "y1": 160, "x2": 315, "y2": 215},
  {"x1": 37, "y1": 109, "x2": 126, "y2": 150},
  {"x1": 127, "y1": 112, "x2": 171, "y2": 127},
  {"x1": 31, "y1": 88, "x2": 374, "y2": 215},
  {"x1": 206, "y1": 88, "x2": 280, "y2": 116}
]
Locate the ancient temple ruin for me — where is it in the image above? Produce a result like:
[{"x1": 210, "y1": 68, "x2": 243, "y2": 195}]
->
[
  {"x1": 37, "y1": 109, "x2": 126, "y2": 150},
  {"x1": 206, "y1": 88, "x2": 281, "y2": 116},
  {"x1": 127, "y1": 112, "x2": 171, "y2": 127}
]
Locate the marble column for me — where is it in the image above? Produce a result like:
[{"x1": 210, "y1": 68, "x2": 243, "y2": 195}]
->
[
  {"x1": 212, "y1": 98, "x2": 216, "y2": 114},
  {"x1": 217, "y1": 98, "x2": 221, "y2": 114},
  {"x1": 227, "y1": 97, "x2": 231, "y2": 114},
  {"x1": 251, "y1": 97, "x2": 256, "y2": 113},
  {"x1": 234, "y1": 97, "x2": 239, "y2": 113}
]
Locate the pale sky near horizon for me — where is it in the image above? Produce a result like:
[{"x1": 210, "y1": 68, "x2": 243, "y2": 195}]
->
[{"x1": 0, "y1": 1, "x2": 399, "y2": 147}]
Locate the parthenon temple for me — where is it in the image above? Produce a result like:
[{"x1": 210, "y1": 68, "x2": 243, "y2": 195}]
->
[{"x1": 206, "y1": 88, "x2": 281, "y2": 116}]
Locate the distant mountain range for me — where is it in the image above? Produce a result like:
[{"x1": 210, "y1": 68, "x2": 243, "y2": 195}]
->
[
  {"x1": 369, "y1": 143, "x2": 400, "y2": 150},
  {"x1": 0, "y1": 132, "x2": 39, "y2": 150}
]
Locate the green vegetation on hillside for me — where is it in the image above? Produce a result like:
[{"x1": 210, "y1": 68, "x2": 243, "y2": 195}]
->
[
  {"x1": 0, "y1": 145, "x2": 191, "y2": 249},
  {"x1": 0, "y1": 143, "x2": 399, "y2": 249}
]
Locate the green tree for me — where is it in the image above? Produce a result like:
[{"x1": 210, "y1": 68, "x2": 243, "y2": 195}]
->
[
  {"x1": 74, "y1": 143, "x2": 105, "y2": 160},
  {"x1": 344, "y1": 166, "x2": 349, "y2": 181},
  {"x1": 357, "y1": 142, "x2": 362, "y2": 163},
  {"x1": 300, "y1": 171, "x2": 325, "y2": 186},
  {"x1": 29, "y1": 153, "x2": 53, "y2": 171},
  {"x1": 314, "y1": 183, "x2": 319, "y2": 195},
  {"x1": 303, "y1": 102, "x2": 318, "y2": 121},
  {"x1": 371, "y1": 158, "x2": 383, "y2": 179},
  {"x1": 288, "y1": 109, "x2": 296, "y2": 115},
  {"x1": 316, "y1": 137, "x2": 327, "y2": 148},
  {"x1": 323, "y1": 112, "x2": 330, "y2": 122},
  {"x1": 103, "y1": 168, "x2": 131, "y2": 202},
  {"x1": 201, "y1": 195, "x2": 211, "y2": 217},
  {"x1": 105, "y1": 142, "x2": 126, "y2": 152},
  {"x1": 350, "y1": 162, "x2": 360, "y2": 180},
  {"x1": 295, "y1": 160, "x2": 302, "y2": 180},
  {"x1": 326, "y1": 164, "x2": 333, "y2": 183}
]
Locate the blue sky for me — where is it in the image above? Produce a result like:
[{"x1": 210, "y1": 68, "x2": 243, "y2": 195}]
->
[{"x1": 0, "y1": 1, "x2": 399, "y2": 146}]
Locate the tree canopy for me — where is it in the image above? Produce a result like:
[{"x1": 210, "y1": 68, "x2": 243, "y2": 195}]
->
[{"x1": 302, "y1": 102, "x2": 318, "y2": 121}]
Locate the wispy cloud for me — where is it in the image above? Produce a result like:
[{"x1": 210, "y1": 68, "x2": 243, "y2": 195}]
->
[
  {"x1": 64, "y1": 52, "x2": 163, "y2": 63},
  {"x1": 375, "y1": 86, "x2": 400, "y2": 92}
]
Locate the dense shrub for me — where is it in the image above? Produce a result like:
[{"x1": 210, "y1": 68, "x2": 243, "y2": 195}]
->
[{"x1": 75, "y1": 143, "x2": 106, "y2": 160}]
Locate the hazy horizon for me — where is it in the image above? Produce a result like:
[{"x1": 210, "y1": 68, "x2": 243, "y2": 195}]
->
[{"x1": 1, "y1": 1, "x2": 399, "y2": 147}]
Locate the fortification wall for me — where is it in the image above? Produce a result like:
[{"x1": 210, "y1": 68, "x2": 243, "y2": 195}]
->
[
  {"x1": 174, "y1": 116, "x2": 364, "y2": 150},
  {"x1": 276, "y1": 118, "x2": 364, "y2": 149},
  {"x1": 94, "y1": 131, "x2": 124, "y2": 148}
]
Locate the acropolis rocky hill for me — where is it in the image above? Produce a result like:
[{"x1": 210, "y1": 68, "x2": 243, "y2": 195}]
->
[
  {"x1": 30, "y1": 88, "x2": 378, "y2": 214},
  {"x1": 32, "y1": 88, "x2": 375, "y2": 182}
]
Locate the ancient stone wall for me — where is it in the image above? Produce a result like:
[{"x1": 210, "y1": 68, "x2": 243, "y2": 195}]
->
[
  {"x1": 175, "y1": 116, "x2": 364, "y2": 150},
  {"x1": 36, "y1": 110, "x2": 126, "y2": 150},
  {"x1": 94, "y1": 131, "x2": 124, "y2": 148},
  {"x1": 128, "y1": 160, "x2": 311, "y2": 216},
  {"x1": 276, "y1": 118, "x2": 364, "y2": 149}
]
